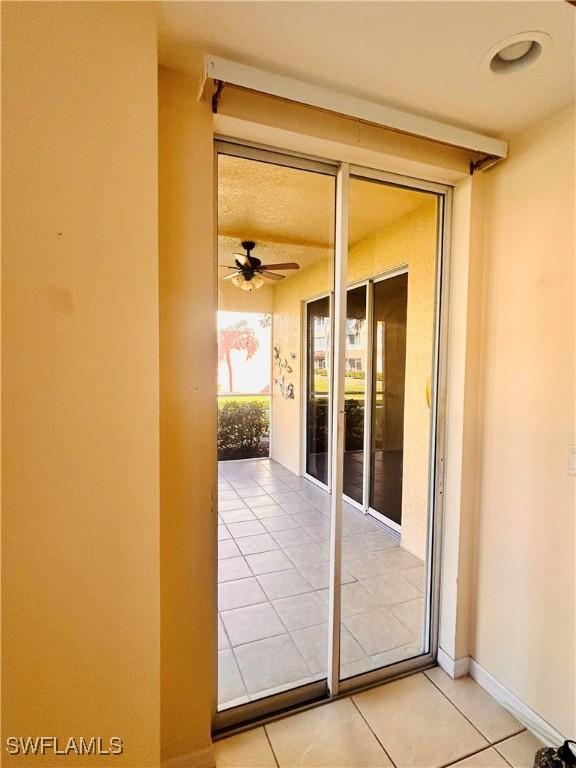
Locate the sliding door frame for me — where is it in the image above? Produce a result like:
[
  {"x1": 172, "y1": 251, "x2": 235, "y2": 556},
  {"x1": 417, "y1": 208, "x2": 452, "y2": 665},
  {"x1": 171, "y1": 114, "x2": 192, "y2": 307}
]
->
[
  {"x1": 213, "y1": 138, "x2": 452, "y2": 729},
  {"x1": 302, "y1": 292, "x2": 334, "y2": 491},
  {"x1": 365, "y1": 266, "x2": 409, "y2": 535}
]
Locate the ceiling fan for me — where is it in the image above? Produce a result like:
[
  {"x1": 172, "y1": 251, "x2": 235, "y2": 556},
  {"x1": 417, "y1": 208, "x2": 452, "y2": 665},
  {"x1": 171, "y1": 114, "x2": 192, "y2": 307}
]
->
[{"x1": 222, "y1": 241, "x2": 300, "y2": 292}]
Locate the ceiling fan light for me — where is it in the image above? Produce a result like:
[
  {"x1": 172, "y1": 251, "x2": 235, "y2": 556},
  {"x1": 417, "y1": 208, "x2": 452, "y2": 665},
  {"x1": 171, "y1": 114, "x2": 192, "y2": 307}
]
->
[
  {"x1": 240, "y1": 279, "x2": 253, "y2": 292},
  {"x1": 232, "y1": 274, "x2": 244, "y2": 288},
  {"x1": 252, "y1": 274, "x2": 265, "y2": 289}
]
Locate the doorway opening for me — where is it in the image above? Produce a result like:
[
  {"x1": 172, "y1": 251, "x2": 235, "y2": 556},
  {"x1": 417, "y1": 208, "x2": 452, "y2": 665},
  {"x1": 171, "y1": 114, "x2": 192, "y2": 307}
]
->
[
  {"x1": 217, "y1": 310, "x2": 272, "y2": 461},
  {"x1": 215, "y1": 142, "x2": 449, "y2": 729}
]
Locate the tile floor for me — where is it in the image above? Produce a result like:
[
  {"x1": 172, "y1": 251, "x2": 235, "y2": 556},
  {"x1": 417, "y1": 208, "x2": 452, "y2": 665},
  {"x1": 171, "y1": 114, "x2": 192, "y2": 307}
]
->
[
  {"x1": 213, "y1": 668, "x2": 542, "y2": 768},
  {"x1": 218, "y1": 458, "x2": 426, "y2": 710}
]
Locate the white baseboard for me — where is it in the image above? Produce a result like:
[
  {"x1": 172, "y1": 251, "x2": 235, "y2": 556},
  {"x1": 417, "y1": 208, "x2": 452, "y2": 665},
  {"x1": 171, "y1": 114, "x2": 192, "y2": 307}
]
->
[
  {"x1": 469, "y1": 658, "x2": 566, "y2": 748},
  {"x1": 163, "y1": 745, "x2": 215, "y2": 768},
  {"x1": 437, "y1": 646, "x2": 470, "y2": 678}
]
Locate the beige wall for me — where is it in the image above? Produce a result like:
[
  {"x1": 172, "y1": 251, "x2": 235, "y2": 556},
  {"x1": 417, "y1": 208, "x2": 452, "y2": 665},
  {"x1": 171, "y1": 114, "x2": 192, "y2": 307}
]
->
[
  {"x1": 471, "y1": 106, "x2": 575, "y2": 736},
  {"x1": 271, "y1": 202, "x2": 437, "y2": 558},
  {"x1": 2, "y1": 3, "x2": 161, "y2": 766},
  {"x1": 159, "y1": 66, "x2": 217, "y2": 764}
]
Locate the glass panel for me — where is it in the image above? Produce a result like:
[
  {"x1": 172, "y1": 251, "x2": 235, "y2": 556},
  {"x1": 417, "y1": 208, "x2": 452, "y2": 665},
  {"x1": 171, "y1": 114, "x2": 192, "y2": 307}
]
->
[
  {"x1": 340, "y1": 175, "x2": 439, "y2": 681},
  {"x1": 370, "y1": 274, "x2": 407, "y2": 524},
  {"x1": 217, "y1": 151, "x2": 335, "y2": 712},
  {"x1": 343, "y1": 285, "x2": 367, "y2": 504},
  {"x1": 306, "y1": 296, "x2": 331, "y2": 484}
]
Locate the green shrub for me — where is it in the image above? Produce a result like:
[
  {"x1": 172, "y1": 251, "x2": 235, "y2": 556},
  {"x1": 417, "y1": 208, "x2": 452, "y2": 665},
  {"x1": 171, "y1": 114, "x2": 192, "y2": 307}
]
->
[{"x1": 218, "y1": 401, "x2": 270, "y2": 460}]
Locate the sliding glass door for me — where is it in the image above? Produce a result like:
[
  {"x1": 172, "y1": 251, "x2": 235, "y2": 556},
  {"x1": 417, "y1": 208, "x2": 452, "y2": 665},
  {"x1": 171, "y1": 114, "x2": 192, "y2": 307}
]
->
[
  {"x1": 305, "y1": 296, "x2": 331, "y2": 485},
  {"x1": 370, "y1": 272, "x2": 408, "y2": 530},
  {"x1": 336, "y1": 174, "x2": 442, "y2": 685},
  {"x1": 215, "y1": 140, "x2": 449, "y2": 729}
]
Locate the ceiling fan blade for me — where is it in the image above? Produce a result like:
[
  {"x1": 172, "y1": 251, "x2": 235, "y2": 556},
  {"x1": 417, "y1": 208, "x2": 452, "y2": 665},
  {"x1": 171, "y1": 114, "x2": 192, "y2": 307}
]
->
[
  {"x1": 222, "y1": 272, "x2": 240, "y2": 281},
  {"x1": 258, "y1": 263, "x2": 300, "y2": 270},
  {"x1": 260, "y1": 271, "x2": 285, "y2": 281}
]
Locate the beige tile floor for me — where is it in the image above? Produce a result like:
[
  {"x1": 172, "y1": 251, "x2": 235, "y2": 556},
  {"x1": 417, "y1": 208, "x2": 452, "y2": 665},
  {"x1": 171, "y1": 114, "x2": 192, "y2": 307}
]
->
[
  {"x1": 214, "y1": 669, "x2": 543, "y2": 768},
  {"x1": 218, "y1": 458, "x2": 427, "y2": 709}
]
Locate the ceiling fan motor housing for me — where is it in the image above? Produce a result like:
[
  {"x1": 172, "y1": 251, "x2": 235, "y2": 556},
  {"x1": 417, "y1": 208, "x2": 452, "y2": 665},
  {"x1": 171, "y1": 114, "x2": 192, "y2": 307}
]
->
[{"x1": 241, "y1": 240, "x2": 256, "y2": 254}]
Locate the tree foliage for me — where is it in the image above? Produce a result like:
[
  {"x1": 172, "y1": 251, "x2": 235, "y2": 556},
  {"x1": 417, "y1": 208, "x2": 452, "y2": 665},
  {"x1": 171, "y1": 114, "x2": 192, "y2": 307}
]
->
[{"x1": 218, "y1": 320, "x2": 260, "y2": 392}]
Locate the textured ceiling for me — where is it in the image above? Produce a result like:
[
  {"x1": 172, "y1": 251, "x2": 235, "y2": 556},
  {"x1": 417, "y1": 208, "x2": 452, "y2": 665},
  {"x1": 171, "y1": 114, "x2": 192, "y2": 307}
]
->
[
  {"x1": 159, "y1": 1, "x2": 575, "y2": 138},
  {"x1": 218, "y1": 154, "x2": 428, "y2": 241},
  {"x1": 217, "y1": 154, "x2": 431, "y2": 282},
  {"x1": 218, "y1": 155, "x2": 335, "y2": 249}
]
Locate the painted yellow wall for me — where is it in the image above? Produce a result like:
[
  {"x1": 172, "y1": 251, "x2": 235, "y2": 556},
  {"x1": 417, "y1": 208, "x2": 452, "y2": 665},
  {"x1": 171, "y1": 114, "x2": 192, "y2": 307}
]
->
[
  {"x1": 159, "y1": 65, "x2": 217, "y2": 765},
  {"x1": 271, "y1": 202, "x2": 437, "y2": 558},
  {"x1": 219, "y1": 279, "x2": 274, "y2": 314},
  {"x1": 271, "y1": 251, "x2": 333, "y2": 474},
  {"x1": 471, "y1": 106, "x2": 575, "y2": 736},
  {"x1": 2, "y1": 3, "x2": 161, "y2": 766}
]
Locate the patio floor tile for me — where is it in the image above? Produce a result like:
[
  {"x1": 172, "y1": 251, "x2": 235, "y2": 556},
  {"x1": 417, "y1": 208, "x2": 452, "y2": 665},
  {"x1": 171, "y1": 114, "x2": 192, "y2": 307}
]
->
[
  {"x1": 217, "y1": 458, "x2": 427, "y2": 711},
  {"x1": 378, "y1": 547, "x2": 424, "y2": 570},
  {"x1": 284, "y1": 542, "x2": 329, "y2": 567},
  {"x1": 218, "y1": 556, "x2": 253, "y2": 583},
  {"x1": 218, "y1": 615, "x2": 230, "y2": 650},
  {"x1": 218, "y1": 577, "x2": 268, "y2": 611},
  {"x1": 250, "y1": 504, "x2": 287, "y2": 519},
  {"x1": 389, "y1": 598, "x2": 425, "y2": 636},
  {"x1": 291, "y1": 623, "x2": 364, "y2": 674},
  {"x1": 218, "y1": 649, "x2": 247, "y2": 705},
  {"x1": 344, "y1": 608, "x2": 414, "y2": 655},
  {"x1": 236, "y1": 533, "x2": 279, "y2": 555},
  {"x1": 260, "y1": 515, "x2": 300, "y2": 532},
  {"x1": 221, "y1": 602, "x2": 285, "y2": 645},
  {"x1": 219, "y1": 498, "x2": 249, "y2": 512},
  {"x1": 362, "y1": 571, "x2": 421, "y2": 606},
  {"x1": 218, "y1": 539, "x2": 242, "y2": 559},
  {"x1": 245, "y1": 550, "x2": 293, "y2": 575},
  {"x1": 220, "y1": 508, "x2": 257, "y2": 524},
  {"x1": 257, "y1": 569, "x2": 314, "y2": 600},
  {"x1": 272, "y1": 591, "x2": 328, "y2": 631},
  {"x1": 246, "y1": 495, "x2": 278, "y2": 508},
  {"x1": 270, "y1": 527, "x2": 314, "y2": 547},
  {"x1": 234, "y1": 634, "x2": 310, "y2": 695},
  {"x1": 297, "y1": 562, "x2": 355, "y2": 590},
  {"x1": 218, "y1": 524, "x2": 232, "y2": 541},
  {"x1": 227, "y1": 520, "x2": 267, "y2": 538},
  {"x1": 237, "y1": 487, "x2": 270, "y2": 498}
]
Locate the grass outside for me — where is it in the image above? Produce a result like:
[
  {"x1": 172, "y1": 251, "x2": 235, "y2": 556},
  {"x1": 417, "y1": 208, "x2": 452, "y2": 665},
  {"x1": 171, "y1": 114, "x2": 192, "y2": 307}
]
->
[{"x1": 218, "y1": 378, "x2": 374, "y2": 406}]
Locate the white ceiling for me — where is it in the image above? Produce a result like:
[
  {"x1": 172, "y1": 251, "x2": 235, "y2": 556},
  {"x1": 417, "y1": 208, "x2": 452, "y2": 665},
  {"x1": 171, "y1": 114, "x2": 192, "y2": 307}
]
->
[{"x1": 159, "y1": 1, "x2": 575, "y2": 139}]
